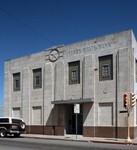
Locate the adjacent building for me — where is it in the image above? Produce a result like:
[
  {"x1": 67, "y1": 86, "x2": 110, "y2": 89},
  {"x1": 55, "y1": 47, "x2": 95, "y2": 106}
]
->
[
  {"x1": 4, "y1": 29, "x2": 137, "y2": 138},
  {"x1": 0, "y1": 104, "x2": 3, "y2": 117}
]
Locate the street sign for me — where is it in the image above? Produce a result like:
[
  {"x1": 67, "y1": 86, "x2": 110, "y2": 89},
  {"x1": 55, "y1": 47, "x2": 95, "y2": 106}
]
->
[
  {"x1": 74, "y1": 104, "x2": 80, "y2": 114},
  {"x1": 74, "y1": 104, "x2": 80, "y2": 139}
]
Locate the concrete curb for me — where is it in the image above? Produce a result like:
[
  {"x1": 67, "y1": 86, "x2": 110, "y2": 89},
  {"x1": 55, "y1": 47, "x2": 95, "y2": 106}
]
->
[
  {"x1": 21, "y1": 134, "x2": 137, "y2": 145},
  {"x1": 91, "y1": 140, "x2": 137, "y2": 145}
]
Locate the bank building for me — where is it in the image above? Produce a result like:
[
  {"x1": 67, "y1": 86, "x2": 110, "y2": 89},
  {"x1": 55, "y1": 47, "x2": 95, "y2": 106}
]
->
[{"x1": 4, "y1": 29, "x2": 137, "y2": 138}]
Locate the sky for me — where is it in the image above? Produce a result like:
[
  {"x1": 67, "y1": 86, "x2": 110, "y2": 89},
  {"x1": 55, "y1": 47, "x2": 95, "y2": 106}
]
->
[{"x1": 0, "y1": 0, "x2": 137, "y2": 105}]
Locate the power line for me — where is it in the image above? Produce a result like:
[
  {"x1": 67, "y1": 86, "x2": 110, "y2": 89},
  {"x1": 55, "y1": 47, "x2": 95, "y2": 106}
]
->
[{"x1": 0, "y1": 7, "x2": 56, "y2": 45}]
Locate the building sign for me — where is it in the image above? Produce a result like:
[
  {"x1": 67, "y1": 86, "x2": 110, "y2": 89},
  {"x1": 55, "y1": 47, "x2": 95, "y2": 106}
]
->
[{"x1": 65, "y1": 42, "x2": 112, "y2": 58}]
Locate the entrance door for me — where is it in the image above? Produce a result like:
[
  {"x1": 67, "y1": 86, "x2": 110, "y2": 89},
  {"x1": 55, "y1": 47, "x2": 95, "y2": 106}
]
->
[
  {"x1": 65, "y1": 104, "x2": 83, "y2": 135},
  {"x1": 72, "y1": 114, "x2": 83, "y2": 135}
]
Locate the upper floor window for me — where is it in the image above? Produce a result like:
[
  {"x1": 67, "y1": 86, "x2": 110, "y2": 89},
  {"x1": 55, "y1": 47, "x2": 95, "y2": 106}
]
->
[
  {"x1": 13, "y1": 73, "x2": 20, "y2": 91},
  {"x1": 33, "y1": 68, "x2": 42, "y2": 89},
  {"x1": 99, "y1": 55, "x2": 113, "y2": 81},
  {"x1": 69, "y1": 61, "x2": 80, "y2": 84},
  {"x1": 135, "y1": 59, "x2": 137, "y2": 82}
]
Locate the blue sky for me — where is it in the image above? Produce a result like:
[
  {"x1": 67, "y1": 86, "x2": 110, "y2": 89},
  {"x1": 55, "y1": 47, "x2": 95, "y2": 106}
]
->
[{"x1": 0, "y1": 0, "x2": 137, "y2": 105}]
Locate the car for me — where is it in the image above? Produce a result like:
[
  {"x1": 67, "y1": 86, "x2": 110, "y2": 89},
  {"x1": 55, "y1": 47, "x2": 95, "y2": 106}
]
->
[{"x1": 0, "y1": 117, "x2": 26, "y2": 137}]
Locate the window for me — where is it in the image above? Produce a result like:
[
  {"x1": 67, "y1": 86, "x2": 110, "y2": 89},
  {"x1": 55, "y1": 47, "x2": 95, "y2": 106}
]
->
[
  {"x1": 135, "y1": 59, "x2": 137, "y2": 82},
  {"x1": 12, "y1": 107, "x2": 21, "y2": 118},
  {"x1": 13, "y1": 73, "x2": 20, "y2": 91},
  {"x1": 98, "y1": 103, "x2": 113, "y2": 126},
  {"x1": 136, "y1": 101, "x2": 137, "y2": 125},
  {"x1": 0, "y1": 118, "x2": 9, "y2": 123},
  {"x1": 69, "y1": 61, "x2": 80, "y2": 84},
  {"x1": 99, "y1": 55, "x2": 113, "y2": 81},
  {"x1": 102, "y1": 64, "x2": 111, "y2": 77},
  {"x1": 33, "y1": 68, "x2": 42, "y2": 89},
  {"x1": 32, "y1": 106, "x2": 42, "y2": 125}
]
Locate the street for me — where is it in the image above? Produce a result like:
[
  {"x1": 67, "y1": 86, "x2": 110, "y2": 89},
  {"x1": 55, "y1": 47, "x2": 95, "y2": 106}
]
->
[{"x1": 0, "y1": 137, "x2": 137, "y2": 150}]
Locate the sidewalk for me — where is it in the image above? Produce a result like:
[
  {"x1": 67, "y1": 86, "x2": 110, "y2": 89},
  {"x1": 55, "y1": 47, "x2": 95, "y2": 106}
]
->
[{"x1": 21, "y1": 134, "x2": 137, "y2": 145}]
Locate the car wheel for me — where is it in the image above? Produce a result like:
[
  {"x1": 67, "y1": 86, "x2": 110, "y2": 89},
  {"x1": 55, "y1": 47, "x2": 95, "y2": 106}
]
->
[
  {"x1": 20, "y1": 122, "x2": 25, "y2": 130},
  {"x1": 0, "y1": 129, "x2": 7, "y2": 138}
]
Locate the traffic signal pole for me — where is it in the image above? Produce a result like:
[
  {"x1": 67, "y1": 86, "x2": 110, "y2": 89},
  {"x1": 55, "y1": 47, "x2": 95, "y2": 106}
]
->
[
  {"x1": 124, "y1": 92, "x2": 136, "y2": 143},
  {"x1": 123, "y1": 92, "x2": 132, "y2": 143},
  {"x1": 123, "y1": 92, "x2": 136, "y2": 143},
  {"x1": 126, "y1": 107, "x2": 131, "y2": 143},
  {"x1": 125, "y1": 93, "x2": 131, "y2": 143}
]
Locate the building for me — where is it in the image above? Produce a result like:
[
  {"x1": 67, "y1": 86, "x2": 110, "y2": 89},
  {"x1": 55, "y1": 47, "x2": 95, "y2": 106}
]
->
[
  {"x1": 4, "y1": 29, "x2": 137, "y2": 138},
  {"x1": 0, "y1": 104, "x2": 3, "y2": 117}
]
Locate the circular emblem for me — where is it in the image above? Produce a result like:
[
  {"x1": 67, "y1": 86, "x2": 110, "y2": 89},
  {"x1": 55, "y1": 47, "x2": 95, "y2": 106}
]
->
[{"x1": 49, "y1": 49, "x2": 59, "y2": 62}]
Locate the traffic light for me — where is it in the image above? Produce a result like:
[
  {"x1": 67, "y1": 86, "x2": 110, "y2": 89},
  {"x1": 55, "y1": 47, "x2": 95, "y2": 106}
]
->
[
  {"x1": 123, "y1": 93, "x2": 128, "y2": 109},
  {"x1": 130, "y1": 93, "x2": 136, "y2": 108}
]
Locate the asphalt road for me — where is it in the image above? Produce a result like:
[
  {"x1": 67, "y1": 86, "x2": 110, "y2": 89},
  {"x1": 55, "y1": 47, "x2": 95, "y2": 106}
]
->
[{"x1": 0, "y1": 137, "x2": 137, "y2": 150}]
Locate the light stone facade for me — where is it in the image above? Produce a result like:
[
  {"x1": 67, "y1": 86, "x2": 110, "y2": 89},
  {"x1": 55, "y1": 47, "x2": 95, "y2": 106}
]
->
[{"x1": 4, "y1": 29, "x2": 137, "y2": 138}]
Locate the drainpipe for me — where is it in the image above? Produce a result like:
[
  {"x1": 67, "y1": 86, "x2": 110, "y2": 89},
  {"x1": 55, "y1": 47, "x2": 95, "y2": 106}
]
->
[
  {"x1": 82, "y1": 58, "x2": 85, "y2": 135},
  {"x1": 43, "y1": 67, "x2": 45, "y2": 134},
  {"x1": 82, "y1": 58, "x2": 84, "y2": 100},
  {"x1": 115, "y1": 51, "x2": 119, "y2": 139}
]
